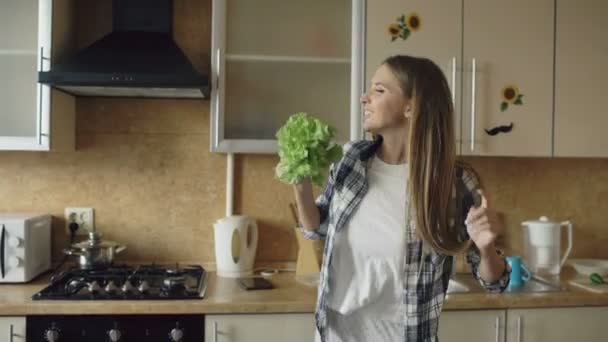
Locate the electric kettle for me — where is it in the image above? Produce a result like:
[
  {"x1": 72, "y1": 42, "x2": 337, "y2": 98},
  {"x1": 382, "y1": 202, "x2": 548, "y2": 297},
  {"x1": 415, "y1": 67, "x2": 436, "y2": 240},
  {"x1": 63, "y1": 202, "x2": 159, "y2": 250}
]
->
[{"x1": 213, "y1": 215, "x2": 258, "y2": 278}]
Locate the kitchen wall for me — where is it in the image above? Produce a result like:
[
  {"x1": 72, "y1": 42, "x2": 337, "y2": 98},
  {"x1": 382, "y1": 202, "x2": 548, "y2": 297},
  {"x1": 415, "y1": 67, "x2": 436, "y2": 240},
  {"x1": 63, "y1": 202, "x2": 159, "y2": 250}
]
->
[{"x1": 0, "y1": 0, "x2": 607, "y2": 266}]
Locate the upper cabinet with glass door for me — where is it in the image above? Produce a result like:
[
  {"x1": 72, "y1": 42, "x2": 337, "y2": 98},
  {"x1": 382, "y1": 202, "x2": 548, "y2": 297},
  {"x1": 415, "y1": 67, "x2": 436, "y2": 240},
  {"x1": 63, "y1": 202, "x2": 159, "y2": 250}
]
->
[
  {"x1": 366, "y1": 0, "x2": 463, "y2": 152},
  {"x1": 461, "y1": 0, "x2": 554, "y2": 157},
  {"x1": 366, "y1": 0, "x2": 554, "y2": 157},
  {"x1": 0, "y1": 0, "x2": 74, "y2": 151},
  {"x1": 211, "y1": 0, "x2": 364, "y2": 153},
  {"x1": 0, "y1": 0, "x2": 50, "y2": 150}
]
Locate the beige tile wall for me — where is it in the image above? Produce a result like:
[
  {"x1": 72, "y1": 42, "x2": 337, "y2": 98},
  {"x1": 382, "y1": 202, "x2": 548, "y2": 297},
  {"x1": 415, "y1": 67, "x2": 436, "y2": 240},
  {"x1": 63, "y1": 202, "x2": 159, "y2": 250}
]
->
[{"x1": 0, "y1": 1, "x2": 606, "y2": 266}]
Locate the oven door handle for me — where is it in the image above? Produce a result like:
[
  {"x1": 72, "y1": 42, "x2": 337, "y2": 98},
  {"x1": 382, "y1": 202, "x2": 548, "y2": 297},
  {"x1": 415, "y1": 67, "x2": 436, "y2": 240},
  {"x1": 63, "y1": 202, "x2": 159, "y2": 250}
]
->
[{"x1": 1, "y1": 224, "x2": 6, "y2": 279}]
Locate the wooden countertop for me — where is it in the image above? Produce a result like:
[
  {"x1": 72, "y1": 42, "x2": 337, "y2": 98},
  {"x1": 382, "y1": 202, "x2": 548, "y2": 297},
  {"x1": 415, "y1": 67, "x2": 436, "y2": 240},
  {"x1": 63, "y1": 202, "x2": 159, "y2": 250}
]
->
[{"x1": 1, "y1": 267, "x2": 607, "y2": 315}]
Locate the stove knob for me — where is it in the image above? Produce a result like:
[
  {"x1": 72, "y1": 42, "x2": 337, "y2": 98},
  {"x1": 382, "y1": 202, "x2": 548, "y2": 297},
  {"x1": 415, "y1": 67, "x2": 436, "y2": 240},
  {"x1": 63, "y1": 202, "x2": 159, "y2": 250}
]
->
[
  {"x1": 108, "y1": 328, "x2": 122, "y2": 342},
  {"x1": 169, "y1": 327, "x2": 184, "y2": 341},
  {"x1": 88, "y1": 281, "x2": 102, "y2": 294},
  {"x1": 44, "y1": 327, "x2": 60, "y2": 342},
  {"x1": 138, "y1": 280, "x2": 150, "y2": 293},
  {"x1": 105, "y1": 280, "x2": 119, "y2": 294},
  {"x1": 8, "y1": 236, "x2": 22, "y2": 248},
  {"x1": 121, "y1": 280, "x2": 135, "y2": 293},
  {"x1": 8, "y1": 256, "x2": 22, "y2": 268}
]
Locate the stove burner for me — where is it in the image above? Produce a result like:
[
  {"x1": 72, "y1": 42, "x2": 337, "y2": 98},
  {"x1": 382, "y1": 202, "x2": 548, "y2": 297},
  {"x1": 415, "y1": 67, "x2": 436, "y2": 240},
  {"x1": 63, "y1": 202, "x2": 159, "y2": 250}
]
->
[
  {"x1": 165, "y1": 265, "x2": 182, "y2": 275},
  {"x1": 161, "y1": 276, "x2": 187, "y2": 296},
  {"x1": 164, "y1": 276, "x2": 186, "y2": 288},
  {"x1": 32, "y1": 264, "x2": 207, "y2": 300}
]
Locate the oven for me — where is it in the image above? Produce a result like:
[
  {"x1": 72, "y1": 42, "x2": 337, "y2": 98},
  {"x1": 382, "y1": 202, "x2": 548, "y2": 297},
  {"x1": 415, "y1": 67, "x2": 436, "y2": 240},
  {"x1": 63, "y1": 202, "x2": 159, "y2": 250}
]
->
[
  {"x1": 27, "y1": 314, "x2": 204, "y2": 342},
  {"x1": 27, "y1": 263, "x2": 208, "y2": 341}
]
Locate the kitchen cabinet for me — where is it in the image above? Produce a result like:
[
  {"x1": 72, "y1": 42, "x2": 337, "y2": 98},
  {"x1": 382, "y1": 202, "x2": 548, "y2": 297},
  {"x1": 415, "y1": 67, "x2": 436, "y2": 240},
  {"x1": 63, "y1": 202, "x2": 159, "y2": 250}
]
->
[
  {"x1": 0, "y1": 317, "x2": 26, "y2": 342},
  {"x1": 439, "y1": 309, "x2": 505, "y2": 342},
  {"x1": 366, "y1": 0, "x2": 463, "y2": 150},
  {"x1": 366, "y1": 0, "x2": 554, "y2": 156},
  {"x1": 505, "y1": 307, "x2": 608, "y2": 342},
  {"x1": 461, "y1": 0, "x2": 554, "y2": 157},
  {"x1": 210, "y1": 0, "x2": 365, "y2": 153},
  {"x1": 554, "y1": 0, "x2": 608, "y2": 157},
  {"x1": 0, "y1": 0, "x2": 74, "y2": 151},
  {"x1": 205, "y1": 313, "x2": 315, "y2": 342}
]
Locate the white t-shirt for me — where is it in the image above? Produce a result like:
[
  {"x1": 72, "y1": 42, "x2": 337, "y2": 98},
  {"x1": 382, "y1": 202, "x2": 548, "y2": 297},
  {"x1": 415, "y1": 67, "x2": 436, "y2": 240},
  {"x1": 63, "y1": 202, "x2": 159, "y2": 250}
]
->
[{"x1": 328, "y1": 155, "x2": 408, "y2": 322}]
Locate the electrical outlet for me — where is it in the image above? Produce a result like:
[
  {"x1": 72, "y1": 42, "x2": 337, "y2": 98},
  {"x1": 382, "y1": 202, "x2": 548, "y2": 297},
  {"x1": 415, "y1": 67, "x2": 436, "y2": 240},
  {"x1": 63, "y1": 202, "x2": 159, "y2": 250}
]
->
[{"x1": 65, "y1": 207, "x2": 95, "y2": 236}]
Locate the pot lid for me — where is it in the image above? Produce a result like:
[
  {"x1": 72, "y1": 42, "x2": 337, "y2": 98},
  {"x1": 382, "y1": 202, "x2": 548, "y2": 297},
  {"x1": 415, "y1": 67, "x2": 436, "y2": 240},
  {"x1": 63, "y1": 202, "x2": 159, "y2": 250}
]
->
[
  {"x1": 71, "y1": 232, "x2": 122, "y2": 250},
  {"x1": 521, "y1": 216, "x2": 558, "y2": 227}
]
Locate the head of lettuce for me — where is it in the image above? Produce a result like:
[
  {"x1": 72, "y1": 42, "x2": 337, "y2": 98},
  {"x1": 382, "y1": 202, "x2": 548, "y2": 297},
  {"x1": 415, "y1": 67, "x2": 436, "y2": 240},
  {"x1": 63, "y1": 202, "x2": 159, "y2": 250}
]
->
[{"x1": 275, "y1": 113, "x2": 343, "y2": 187}]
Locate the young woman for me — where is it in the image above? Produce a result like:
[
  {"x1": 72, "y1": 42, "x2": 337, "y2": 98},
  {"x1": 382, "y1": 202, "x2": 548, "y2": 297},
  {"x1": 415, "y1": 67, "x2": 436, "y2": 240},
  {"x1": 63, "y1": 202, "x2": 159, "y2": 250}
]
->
[{"x1": 293, "y1": 55, "x2": 510, "y2": 342}]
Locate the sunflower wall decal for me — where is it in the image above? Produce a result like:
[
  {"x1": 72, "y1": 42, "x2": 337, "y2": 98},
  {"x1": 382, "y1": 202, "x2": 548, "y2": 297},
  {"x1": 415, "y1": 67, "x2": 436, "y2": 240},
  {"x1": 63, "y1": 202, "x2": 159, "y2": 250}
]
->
[
  {"x1": 500, "y1": 85, "x2": 524, "y2": 112},
  {"x1": 388, "y1": 13, "x2": 421, "y2": 41}
]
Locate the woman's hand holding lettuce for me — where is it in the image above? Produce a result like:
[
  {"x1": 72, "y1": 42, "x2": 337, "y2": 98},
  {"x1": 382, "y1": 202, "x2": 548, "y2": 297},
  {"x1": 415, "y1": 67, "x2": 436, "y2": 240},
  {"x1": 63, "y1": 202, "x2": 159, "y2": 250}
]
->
[{"x1": 275, "y1": 112, "x2": 343, "y2": 186}]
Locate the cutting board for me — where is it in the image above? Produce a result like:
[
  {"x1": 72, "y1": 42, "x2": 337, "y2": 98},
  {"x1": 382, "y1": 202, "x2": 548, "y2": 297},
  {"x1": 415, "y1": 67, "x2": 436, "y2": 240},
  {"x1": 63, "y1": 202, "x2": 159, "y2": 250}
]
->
[
  {"x1": 293, "y1": 228, "x2": 322, "y2": 277},
  {"x1": 569, "y1": 276, "x2": 608, "y2": 294}
]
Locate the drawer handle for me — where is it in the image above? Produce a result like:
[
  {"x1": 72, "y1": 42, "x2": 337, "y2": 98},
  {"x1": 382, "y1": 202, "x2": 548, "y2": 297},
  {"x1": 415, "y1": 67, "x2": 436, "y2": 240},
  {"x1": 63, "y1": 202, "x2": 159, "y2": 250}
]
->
[
  {"x1": 495, "y1": 316, "x2": 500, "y2": 342},
  {"x1": 517, "y1": 315, "x2": 522, "y2": 342},
  {"x1": 1, "y1": 224, "x2": 6, "y2": 278}
]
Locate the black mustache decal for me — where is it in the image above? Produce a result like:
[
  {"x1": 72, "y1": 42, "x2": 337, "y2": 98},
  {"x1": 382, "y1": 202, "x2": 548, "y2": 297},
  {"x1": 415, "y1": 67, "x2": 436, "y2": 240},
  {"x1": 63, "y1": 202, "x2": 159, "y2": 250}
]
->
[{"x1": 484, "y1": 122, "x2": 514, "y2": 136}]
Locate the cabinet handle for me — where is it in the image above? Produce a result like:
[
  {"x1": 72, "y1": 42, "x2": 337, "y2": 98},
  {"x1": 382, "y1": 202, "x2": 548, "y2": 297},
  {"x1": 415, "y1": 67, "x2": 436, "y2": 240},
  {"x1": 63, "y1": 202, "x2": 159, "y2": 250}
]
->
[
  {"x1": 1, "y1": 224, "x2": 6, "y2": 279},
  {"x1": 213, "y1": 321, "x2": 218, "y2": 342},
  {"x1": 470, "y1": 58, "x2": 477, "y2": 152},
  {"x1": 495, "y1": 316, "x2": 500, "y2": 342},
  {"x1": 37, "y1": 83, "x2": 45, "y2": 145},
  {"x1": 38, "y1": 47, "x2": 44, "y2": 145},
  {"x1": 215, "y1": 48, "x2": 222, "y2": 90},
  {"x1": 450, "y1": 57, "x2": 457, "y2": 107},
  {"x1": 9, "y1": 324, "x2": 14, "y2": 342},
  {"x1": 517, "y1": 315, "x2": 522, "y2": 342},
  {"x1": 213, "y1": 48, "x2": 222, "y2": 148}
]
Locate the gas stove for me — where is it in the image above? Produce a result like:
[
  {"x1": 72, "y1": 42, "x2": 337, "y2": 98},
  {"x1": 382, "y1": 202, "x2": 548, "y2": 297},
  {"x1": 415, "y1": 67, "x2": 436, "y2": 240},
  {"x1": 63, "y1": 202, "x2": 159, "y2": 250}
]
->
[{"x1": 32, "y1": 263, "x2": 207, "y2": 300}]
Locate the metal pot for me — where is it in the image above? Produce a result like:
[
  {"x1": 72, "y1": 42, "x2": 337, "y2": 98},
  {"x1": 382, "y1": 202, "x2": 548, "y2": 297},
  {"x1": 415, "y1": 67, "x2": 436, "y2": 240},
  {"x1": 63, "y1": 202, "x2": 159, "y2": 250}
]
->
[{"x1": 63, "y1": 232, "x2": 126, "y2": 269}]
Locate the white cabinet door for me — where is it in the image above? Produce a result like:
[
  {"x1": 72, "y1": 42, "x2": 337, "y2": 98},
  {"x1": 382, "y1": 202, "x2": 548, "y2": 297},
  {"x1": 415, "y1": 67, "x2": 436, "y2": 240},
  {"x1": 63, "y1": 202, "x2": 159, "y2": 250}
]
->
[
  {"x1": 366, "y1": 0, "x2": 463, "y2": 152},
  {"x1": 211, "y1": 0, "x2": 362, "y2": 153},
  {"x1": 0, "y1": 0, "x2": 74, "y2": 151},
  {"x1": 205, "y1": 313, "x2": 315, "y2": 342},
  {"x1": 506, "y1": 307, "x2": 608, "y2": 342},
  {"x1": 439, "y1": 310, "x2": 505, "y2": 342},
  {"x1": 0, "y1": 0, "x2": 49, "y2": 150},
  {"x1": 461, "y1": 0, "x2": 554, "y2": 156},
  {"x1": 554, "y1": 0, "x2": 608, "y2": 157},
  {"x1": 0, "y1": 317, "x2": 26, "y2": 342}
]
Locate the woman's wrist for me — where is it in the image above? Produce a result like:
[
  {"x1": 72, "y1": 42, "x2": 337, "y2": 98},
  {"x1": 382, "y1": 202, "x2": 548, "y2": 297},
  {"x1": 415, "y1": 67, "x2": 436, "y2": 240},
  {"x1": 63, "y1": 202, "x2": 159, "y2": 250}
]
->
[{"x1": 478, "y1": 244, "x2": 498, "y2": 258}]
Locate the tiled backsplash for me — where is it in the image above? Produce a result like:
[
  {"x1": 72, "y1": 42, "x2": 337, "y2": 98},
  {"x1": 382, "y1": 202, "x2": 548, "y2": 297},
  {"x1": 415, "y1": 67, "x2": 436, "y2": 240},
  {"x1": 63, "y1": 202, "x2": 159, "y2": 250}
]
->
[
  {"x1": 0, "y1": 0, "x2": 606, "y2": 266},
  {"x1": 0, "y1": 96, "x2": 607, "y2": 265}
]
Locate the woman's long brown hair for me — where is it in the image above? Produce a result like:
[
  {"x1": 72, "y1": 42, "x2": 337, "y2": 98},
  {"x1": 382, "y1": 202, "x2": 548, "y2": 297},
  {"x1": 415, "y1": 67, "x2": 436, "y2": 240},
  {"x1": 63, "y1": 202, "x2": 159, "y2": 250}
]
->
[{"x1": 383, "y1": 55, "x2": 467, "y2": 255}]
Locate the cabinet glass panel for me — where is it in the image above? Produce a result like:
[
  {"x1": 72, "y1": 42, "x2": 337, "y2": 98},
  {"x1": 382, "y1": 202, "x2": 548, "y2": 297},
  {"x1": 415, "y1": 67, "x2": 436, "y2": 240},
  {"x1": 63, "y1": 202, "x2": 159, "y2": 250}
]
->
[
  {"x1": 227, "y1": 0, "x2": 350, "y2": 58},
  {"x1": 0, "y1": 0, "x2": 38, "y2": 49},
  {"x1": 224, "y1": 0, "x2": 352, "y2": 144},
  {"x1": 0, "y1": 0, "x2": 39, "y2": 138},
  {"x1": 225, "y1": 60, "x2": 350, "y2": 140},
  {"x1": 0, "y1": 54, "x2": 38, "y2": 137}
]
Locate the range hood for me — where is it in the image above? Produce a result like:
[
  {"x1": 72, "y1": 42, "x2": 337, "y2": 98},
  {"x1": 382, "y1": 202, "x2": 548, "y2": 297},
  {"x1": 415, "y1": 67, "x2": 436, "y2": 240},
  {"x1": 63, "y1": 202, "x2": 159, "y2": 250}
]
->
[{"x1": 39, "y1": 0, "x2": 209, "y2": 99}]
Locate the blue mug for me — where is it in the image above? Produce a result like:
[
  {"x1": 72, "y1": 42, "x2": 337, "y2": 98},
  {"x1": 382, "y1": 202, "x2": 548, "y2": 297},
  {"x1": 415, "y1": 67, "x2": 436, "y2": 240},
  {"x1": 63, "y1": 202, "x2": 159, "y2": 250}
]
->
[{"x1": 506, "y1": 256, "x2": 532, "y2": 289}]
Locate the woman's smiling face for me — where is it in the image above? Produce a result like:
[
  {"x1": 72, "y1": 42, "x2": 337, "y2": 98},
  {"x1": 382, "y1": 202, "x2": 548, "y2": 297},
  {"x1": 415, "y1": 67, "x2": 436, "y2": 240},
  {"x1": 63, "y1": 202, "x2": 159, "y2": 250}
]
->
[{"x1": 360, "y1": 64, "x2": 411, "y2": 134}]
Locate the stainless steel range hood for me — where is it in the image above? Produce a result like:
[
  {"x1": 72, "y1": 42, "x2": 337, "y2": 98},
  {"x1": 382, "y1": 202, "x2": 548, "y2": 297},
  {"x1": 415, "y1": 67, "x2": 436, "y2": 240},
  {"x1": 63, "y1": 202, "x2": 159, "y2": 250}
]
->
[{"x1": 38, "y1": 0, "x2": 209, "y2": 99}]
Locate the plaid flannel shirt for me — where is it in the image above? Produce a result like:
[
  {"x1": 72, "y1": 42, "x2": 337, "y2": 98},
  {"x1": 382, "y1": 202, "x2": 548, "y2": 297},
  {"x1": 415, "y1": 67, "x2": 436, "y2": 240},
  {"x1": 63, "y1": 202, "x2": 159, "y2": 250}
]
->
[{"x1": 300, "y1": 139, "x2": 510, "y2": 342}]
